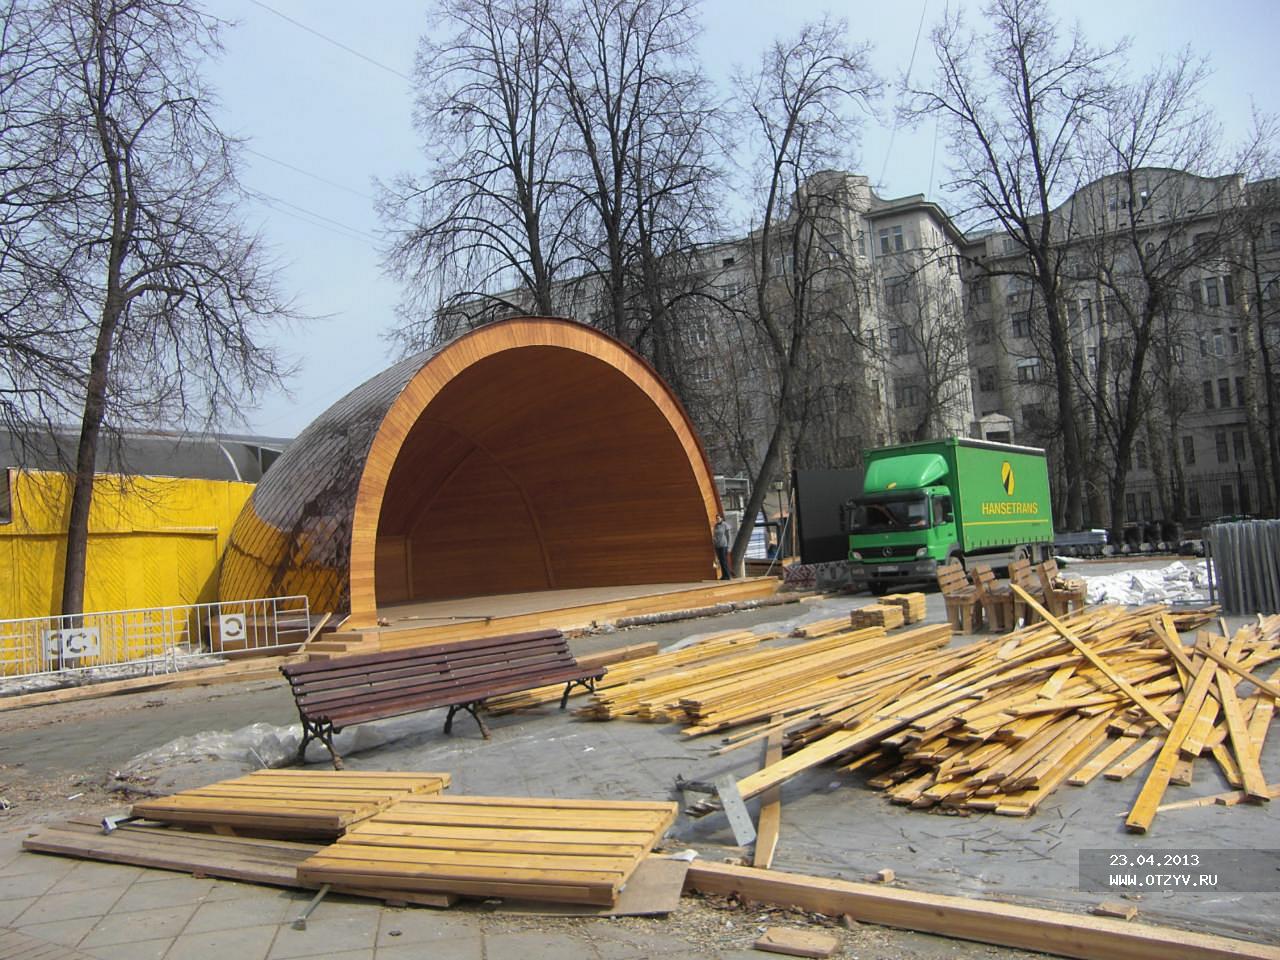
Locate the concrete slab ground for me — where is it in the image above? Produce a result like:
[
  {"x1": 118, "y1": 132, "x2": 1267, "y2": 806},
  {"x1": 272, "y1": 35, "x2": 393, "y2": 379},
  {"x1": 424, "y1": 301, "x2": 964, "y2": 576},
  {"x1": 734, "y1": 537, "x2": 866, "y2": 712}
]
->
[{"x1": 1, "y1": 558, "x2": 1276, "y2": 959}]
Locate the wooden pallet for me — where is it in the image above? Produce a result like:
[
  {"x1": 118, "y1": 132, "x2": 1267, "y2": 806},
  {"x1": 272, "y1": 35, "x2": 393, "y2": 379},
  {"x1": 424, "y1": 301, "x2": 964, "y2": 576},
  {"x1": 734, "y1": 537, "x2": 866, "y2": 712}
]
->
[
  {"x1": 296, "y1": 795, "x2": 678, "y2": 906},
  {"x1": 130, "y1": 770, "x2": 451, "y2": 837}
]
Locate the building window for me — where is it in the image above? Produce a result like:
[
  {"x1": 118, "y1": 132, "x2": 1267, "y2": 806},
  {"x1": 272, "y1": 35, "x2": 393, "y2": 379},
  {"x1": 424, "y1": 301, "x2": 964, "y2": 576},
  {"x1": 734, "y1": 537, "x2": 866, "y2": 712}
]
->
[
  {"x1": 978, "y1": 366, "x2": 997, "y2": 392},
  {"x1": 893, "y1": 225, "x2": 904, "y2": 251},
  {"x1": 1202, "y1": 380, "x2": 1214, "y2": 409},
  {"x1": 1135, "y1": 440, "x2": 1148, "y2": 469},
  {"x1": 973, "y1": 320, "x2": 992, "y2": 345},
  {"x1": 1125, "y1": 493, "x2": 1137, "y2": 522},
  {"x1": 1204, "y1": 277, "x2": 1220, "y2": 307},
  {"x1": 972, "y1": 282, "x2": 990, "y2": 304},
  {"x1": 1016, "y1": 358, "x2": 1042, "y2": 382},
  {"x1": 885, "y1": 280, "x2": 909, "y2": 305},
  {"x1": 1235, "y1": 376, "x2": 1246, "y2": 406},
  {"x1": 1270, "y1": 222, "x2": 1280, "y2": 250},
  {"x1": 1087, "y1": 346, "x2": 1098, "y2": 376},
  {"x1": 0, "y1": 469, "x2": 9, "y2": 525},
  {"x1": 1011, "y1": 312, "x2": 1031, "y2": 338},
  {"x1": 1221, "y1": 484, "x2": 1235, "y2": 515},
  {"x1": 1233, "y1": 430, "x2": 1248, "y2": 460},
  {"x1": 1188, "y1": 489, "x2": 1201, "y2": 517},
  {"x1": 1140, "y1": 492, "x2": 1154, "y2": 519},
  {"x1": 1198, "y1": 332, "x2": 1209, "y2": 357},
  {"x1": 1081, "y1": 300, "x2": 1093, "y2": 326},
  {"x1": 1216, "y1": 431, "x2": 1229, "y2": 463},
  {"x1": 1182, "y1": 435, "x2": 1196, "y2": 465},
  {"x1": 1021, "y1": 404, "x2": 1045, "y2": 429},
  {"x1": 1218, "y1": 377, "x2": 1231, "y2": 407},
  {"x1": 1229, "y1": 327, "x2": 1241, "y2": 354},
  {"x1": 1213, "y1": 328, "x2": 1226, "y2": 356},
  {"x1": 1067, "y1": 299, "x2": 1079, "y2": 327},
  {"x1": 721, "y1": 256, "x2": 735, "y2": 267},
  {"x1": 888, "y1": 326, "x2": 905, "y2": 351},
  {"x1": 1223, "y1": 275, "x2": 1234, "y2": 305},
  {"x1": 1193, "y1": 231, "x2": 1213, "y2": 250},
  {"x1": 894, "y1": 379, "x2": 921, "y2": 408},
  {"x1": 1189, "y1": 279, "x2": 1202, "y2": 307}
]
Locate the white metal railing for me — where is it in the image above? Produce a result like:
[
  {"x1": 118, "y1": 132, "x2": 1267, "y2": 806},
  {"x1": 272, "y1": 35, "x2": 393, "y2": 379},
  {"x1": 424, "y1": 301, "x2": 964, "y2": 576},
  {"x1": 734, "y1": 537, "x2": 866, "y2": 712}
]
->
[{"x1": 0, "y1": 595, "x2": 311, "y2": 680}]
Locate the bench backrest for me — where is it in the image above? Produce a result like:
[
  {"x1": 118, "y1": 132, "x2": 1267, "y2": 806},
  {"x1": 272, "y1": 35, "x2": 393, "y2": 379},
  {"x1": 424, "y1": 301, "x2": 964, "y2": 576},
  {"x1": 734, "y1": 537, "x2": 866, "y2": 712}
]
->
[
  {"x1": 936, "y1": 562, "x2": 971, "y2": 595},
  {"x1": 281, "y1": 629, "x2": 575, "y2": 718},
  {"x1": 969, "y1": 563, "x2": 997, "y2": 598},
  {"x1": 1008, "y1": 557, "x2": 1039, "y2": 591}
]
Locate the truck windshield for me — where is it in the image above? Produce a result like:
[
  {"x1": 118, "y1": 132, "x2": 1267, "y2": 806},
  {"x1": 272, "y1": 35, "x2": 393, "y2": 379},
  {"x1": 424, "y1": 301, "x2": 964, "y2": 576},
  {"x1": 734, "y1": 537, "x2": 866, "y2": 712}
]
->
[{"x1": 848, "y1": 497, "x2": 930, "y2": 533}]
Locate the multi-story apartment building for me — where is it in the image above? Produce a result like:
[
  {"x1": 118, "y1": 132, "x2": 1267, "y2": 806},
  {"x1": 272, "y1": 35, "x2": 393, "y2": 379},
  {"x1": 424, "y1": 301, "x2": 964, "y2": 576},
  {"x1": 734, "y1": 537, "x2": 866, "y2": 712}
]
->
[{"x1": 449, "y1": 166, "x2": 1277, "y2": 533}]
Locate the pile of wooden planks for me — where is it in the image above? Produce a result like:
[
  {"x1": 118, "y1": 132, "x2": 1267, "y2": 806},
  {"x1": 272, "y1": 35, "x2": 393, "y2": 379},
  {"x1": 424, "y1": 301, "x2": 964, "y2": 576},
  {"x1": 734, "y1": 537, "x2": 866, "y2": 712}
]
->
[
  {"x1": 850, "y1": 604, "x2": 906, "y2": 630},
  {"x1": 295, "y1": 795, "x2": 677, "y2": 906},
  {"x1": 130, "y1": 770, "x2": 450, "y2": 837},
  {"x1": 720, "y1": 603, "x2": 1278, "y2": 827},
  {"x1": 879, "y1": 593, "x2": 927, "y2": 624},
  {"x1": 573, "y1": 625, "x2": 952, "y2": 729}
]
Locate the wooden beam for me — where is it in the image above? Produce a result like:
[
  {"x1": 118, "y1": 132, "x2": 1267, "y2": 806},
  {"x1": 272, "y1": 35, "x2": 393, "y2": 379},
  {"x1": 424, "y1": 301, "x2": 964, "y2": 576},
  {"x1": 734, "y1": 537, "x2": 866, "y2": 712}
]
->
[
  {"x1": 683, "y1": 860, "x2": 1280, "y2": 960},
  {"x1": 1216, "y1": 670, "x2": 1271, "y2": 801},
  {"x1": 1125, "y1": 651, "x2": 1220, "y2": 833},
  {"x1": 753, "y1": 719, "x2": 784, "y2": 870}
]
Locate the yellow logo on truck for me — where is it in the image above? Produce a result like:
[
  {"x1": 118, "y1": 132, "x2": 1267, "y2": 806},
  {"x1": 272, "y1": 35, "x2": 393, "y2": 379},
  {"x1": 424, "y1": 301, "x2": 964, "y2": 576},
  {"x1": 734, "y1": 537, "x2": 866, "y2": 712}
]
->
[{"x1": 1001, "y1": 461, "x2": 1015, "y2": 496}]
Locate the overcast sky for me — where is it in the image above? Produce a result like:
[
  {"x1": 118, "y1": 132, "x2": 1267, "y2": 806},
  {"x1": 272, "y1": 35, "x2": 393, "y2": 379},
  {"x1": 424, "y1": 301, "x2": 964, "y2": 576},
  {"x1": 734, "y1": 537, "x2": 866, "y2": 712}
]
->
[{"x1": 205, "y1": 0, "x2": 1278, "y2": 440}]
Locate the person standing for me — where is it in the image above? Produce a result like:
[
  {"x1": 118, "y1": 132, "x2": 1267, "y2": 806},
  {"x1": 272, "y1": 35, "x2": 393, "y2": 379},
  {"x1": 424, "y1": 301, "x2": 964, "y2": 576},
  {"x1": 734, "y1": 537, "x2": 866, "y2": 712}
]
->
[{"x1": 712, "y1": 513, "x2": 733, "y2": 580}]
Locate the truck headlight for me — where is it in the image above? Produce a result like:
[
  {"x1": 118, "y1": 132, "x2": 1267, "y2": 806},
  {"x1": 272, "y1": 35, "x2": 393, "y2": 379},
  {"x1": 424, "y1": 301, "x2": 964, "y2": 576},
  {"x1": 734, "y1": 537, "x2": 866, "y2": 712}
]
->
[
  {"x1": 915, "y1": 547, "x2": 929, "y2": 558},
  {"x1": 850, "y1": 551, "x2": 862, "y2": 561}
]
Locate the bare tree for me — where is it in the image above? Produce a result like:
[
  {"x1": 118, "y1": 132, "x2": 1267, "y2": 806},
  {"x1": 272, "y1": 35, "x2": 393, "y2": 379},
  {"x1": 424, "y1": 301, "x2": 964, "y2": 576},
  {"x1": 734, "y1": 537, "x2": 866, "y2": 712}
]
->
[
  {"x1": 381, "y1": 0, "x2": 573, "y2": 346},
  {"x1": 903, "y1": 0, "x2": 1125, "y2": 530},
  {"x1": 728, "y1": 19, "x2": 880, "y2": 573},
  {"x1": 0, "y1": 0, "x2": 296, "y2": 616},
  {"x1": 1232, "y1": 128, "x2": 1280, "y2": 515},
  {"x1": 1072, "y1": 52, "x2": 1254, "y2": 538},
  {"x1": 881, "y1": 268, "x2": 972, "y2": 442}
]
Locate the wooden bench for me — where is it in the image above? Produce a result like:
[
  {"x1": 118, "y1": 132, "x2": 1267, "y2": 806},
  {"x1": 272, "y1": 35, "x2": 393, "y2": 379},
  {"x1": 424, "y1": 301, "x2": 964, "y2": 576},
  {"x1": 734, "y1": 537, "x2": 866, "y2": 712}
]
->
[
  {"x1": 970, "y1": 563, "x2": 1015, "y2": 633},
  {"x1": 936, "y1": 561, "x2": 982, "y2": 633},
  {"x1": 1008, "y1": 558, "x2": 1046, "y2": 626},
  {"x1": 280, "y1": 629, "x2": 605, "y2": 768},
  {"x1": 1036, "y1": 559, "x2": 1087, "y2": 617}
]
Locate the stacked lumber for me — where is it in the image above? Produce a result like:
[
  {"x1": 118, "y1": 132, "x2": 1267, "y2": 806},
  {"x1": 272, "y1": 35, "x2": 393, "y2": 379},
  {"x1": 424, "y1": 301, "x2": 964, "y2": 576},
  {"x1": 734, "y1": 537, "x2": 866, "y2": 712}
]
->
[
  {"x1": 296, "y1": 795, "x2": 677, "y2": 906},
  {"x1": 880, "y1": 593, "x2": 927, "y2": 624},
  {"x1": 724, "y1": 603, "x2": 1277, "y2": 825},
  {"x1": 850, "y1": 604, "x2": 906, "y2": 630},
  {"x1": 486, "y1": 630, "x2": 769, "y2": 714},
  {"x1": 575, "y1": 625, "x2": 951, "y2": 726},
  {"x1": 131, "y1": 770, "x2": 451, "y2": 837},
  {"x1": 793, "y1": 617, "x2": 852, "y2": 638}
]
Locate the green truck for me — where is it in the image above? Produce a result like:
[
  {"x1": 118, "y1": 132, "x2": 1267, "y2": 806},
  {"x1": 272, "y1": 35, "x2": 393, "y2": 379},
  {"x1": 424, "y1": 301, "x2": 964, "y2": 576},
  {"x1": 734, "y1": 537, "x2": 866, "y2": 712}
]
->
[{"x1": 844, "y1": 438, "x2": 1055, "y2": 592}]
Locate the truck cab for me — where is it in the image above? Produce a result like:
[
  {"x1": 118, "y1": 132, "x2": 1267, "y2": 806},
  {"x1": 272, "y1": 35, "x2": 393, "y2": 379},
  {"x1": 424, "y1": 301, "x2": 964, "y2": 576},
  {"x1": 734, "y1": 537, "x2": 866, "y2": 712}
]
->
[{"x1": 844, "y1": 438, "x2": 1053, "y2": 592}]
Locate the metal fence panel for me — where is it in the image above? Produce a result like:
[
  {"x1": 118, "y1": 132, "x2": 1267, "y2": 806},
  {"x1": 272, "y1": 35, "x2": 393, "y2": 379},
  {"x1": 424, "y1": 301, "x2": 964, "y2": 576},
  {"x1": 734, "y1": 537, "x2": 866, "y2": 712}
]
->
[
  {"x1": 1205, "y1": 520, "x2": 1280, "y2": 615},
  {"x1": 0, "y1": 595, "x2": 310, "y2": 679}
]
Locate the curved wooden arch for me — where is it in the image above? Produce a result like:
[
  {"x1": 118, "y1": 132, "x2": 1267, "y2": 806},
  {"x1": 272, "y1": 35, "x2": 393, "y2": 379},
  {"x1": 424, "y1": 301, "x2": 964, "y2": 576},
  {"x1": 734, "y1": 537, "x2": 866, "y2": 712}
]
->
[{"x1": 219, "y1": 317, "x2": 720, "y2": 626}]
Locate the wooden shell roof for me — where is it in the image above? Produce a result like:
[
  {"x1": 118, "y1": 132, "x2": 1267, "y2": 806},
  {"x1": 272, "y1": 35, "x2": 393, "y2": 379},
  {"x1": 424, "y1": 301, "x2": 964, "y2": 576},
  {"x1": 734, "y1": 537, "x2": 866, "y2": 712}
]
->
[{"x1": 219, "y1": 317, "x2": 721, "y2": 627}]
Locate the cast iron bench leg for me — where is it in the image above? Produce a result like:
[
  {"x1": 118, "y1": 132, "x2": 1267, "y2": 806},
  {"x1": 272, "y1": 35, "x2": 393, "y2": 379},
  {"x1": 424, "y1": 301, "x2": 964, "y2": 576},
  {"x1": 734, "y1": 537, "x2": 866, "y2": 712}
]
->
[
  {"x1": 444, "y1": 702, "x2": 491, "y2": 739},
  {"x1": 559, "y1": 675, "x2": 598, "y2": 709}
]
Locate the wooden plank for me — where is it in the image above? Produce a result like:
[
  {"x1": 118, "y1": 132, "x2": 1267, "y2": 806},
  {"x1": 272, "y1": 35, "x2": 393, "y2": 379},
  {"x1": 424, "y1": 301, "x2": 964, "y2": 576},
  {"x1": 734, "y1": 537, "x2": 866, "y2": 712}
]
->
[
  {"x1": 753, "y1": 719, "x2": 784, "y2": 869},
  {"x1": 1125, "y1": 651, "x2": 1220, "y2": 833},
  {"x1": 684, "y1": 861, "x2": 1280, "y2": 960},
  {"x1": 754, "y1": 926, "x2": 839, "y2": 957},
  {"x1": 1216, "y1": 670, "x2": 1271, "y2": 801},
  {"x1": 1194, "y1": 641, "x2": 1280, "y2": 700}
]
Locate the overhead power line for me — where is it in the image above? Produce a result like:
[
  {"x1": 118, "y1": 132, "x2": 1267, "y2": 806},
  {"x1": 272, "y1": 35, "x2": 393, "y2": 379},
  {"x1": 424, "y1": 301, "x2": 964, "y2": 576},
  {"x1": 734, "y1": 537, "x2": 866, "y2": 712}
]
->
[{"x1": 248, "y1": 0, "x2": 413, "y2": 82}]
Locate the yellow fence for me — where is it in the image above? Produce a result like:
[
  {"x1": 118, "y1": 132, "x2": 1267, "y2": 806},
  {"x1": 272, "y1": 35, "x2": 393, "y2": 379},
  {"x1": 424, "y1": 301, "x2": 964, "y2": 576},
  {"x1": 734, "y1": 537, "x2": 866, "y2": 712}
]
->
[{"x1": 0, "y1": 468, "x2": 254, "y2": 621}]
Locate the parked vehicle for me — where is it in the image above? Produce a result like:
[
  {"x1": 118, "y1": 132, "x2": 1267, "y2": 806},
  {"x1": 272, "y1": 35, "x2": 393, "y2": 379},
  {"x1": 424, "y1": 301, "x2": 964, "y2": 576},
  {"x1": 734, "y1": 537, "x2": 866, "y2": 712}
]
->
[{"x1": 844, "y1": 437, "x2": 1055, "y2": 593}]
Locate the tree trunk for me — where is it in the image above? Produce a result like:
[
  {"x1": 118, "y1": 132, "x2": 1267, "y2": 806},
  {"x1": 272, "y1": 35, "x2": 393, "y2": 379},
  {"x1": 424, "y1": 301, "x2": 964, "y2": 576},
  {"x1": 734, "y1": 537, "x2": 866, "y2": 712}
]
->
[
  {"x1": 59, "y1": 303, "x2": 122, "y2": 616},
  {"x1": 1108, "y1": 464, "x2": 1130, "y2": 547}
]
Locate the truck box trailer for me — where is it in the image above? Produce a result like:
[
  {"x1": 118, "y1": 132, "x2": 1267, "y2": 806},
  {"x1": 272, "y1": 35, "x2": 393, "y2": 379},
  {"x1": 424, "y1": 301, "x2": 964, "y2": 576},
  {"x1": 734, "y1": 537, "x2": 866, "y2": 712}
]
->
[{"x1": 845, "y1": 437, "x2": 1055, "y2": 592}]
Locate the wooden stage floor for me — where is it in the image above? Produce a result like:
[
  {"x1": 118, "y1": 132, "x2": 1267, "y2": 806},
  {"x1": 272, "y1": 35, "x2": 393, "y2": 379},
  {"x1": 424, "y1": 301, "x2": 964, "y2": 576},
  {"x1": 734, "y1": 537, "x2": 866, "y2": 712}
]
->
[{"x1": 350, "y1": 578, "x2": 781, "y2": 653}]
